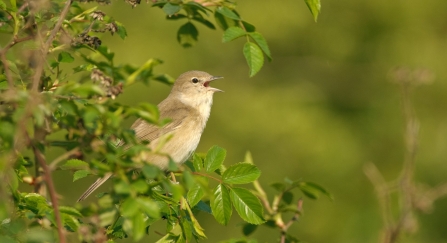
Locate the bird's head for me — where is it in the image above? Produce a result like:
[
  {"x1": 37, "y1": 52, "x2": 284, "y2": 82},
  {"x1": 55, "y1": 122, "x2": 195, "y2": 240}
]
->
[{"x1": 170, "y1": 70, "x2": 223, "y2": 107}]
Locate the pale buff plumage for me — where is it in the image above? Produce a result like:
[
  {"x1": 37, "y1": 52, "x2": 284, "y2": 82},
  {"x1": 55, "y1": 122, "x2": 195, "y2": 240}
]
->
[{"x1": 77, "y1": 70, "x2": 222, "y2": 201}]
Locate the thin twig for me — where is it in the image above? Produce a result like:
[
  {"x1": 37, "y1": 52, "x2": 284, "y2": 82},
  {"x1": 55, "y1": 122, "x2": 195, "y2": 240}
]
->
[
  {"x1": 280, "y1": 199, "x2": 303, "y2": 243},
  {"x1": 32, "y1": 143, "x2": 66, "y2": 243},
  {"x1": 0, "y1": 36, "x2": 34, "y2": 87},
  {"x1": 253, "y1": 179, "x2": 274, "y2": 214},
  {"x1": 48, "y1": 147, "x2": 81, "y2": 171},
  {"x1": 31, "y1": 0, "x2": 73, "y2": 91}
]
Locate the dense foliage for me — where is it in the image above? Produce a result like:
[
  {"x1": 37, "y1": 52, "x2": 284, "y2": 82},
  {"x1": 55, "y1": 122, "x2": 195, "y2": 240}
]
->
[{"x1": 0, "y1": 0, "x2": 326, "y2": 242}]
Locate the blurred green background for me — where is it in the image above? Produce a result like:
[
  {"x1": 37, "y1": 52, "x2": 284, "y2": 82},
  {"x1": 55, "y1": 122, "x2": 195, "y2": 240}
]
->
[{"x1": 57, "y1": 0, "x2": 447, "y2": 242}]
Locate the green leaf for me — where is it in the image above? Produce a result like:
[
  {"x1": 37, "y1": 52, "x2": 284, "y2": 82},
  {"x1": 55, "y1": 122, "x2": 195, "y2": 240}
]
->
[
  {"x1": 229, "y1": 187, "x2": 265, "y2": 225},
  {"x1": 99, "y1": 210, "x2": 117, "y2": 227},
  {"x1": 216, "y1": 7, "x2": 240, "y2": 20},
  {"x1": 270, "y1": 182, "x2": 286, "y2": 192},
  {"x1": 298, "y1": 182, "x2": 333, "y2": 200},
  {"x1": 60, "y1": 159, "x2": 89, "y2": 170},
  {"x1": 155, "y1": 233, "x2": 179, "y2": 243},
  {"x1": 243, "y1": 42, "x2": 264, "y2": 77},
  {"x1": 126, "y1": 58, "x2": 162, "y2": 86},
  {"x1": 241, "y1": 21, "x2": 256, "y2": 32},
  {"x1": 59, "y1": 206, "x2": 83, "y2": 218},
  {"x1": 242, "y1": 223, "x2": 258, "y2": 236},
  {"x1": 304, "y1": 0, "x2": 321, "y2": 22},
  {"x1": 282, "y1": 191, "x2": 294, "y2": 205},
  {"x1": 194, "y1": 200, "x2": 212, "y2": 214},
  {"x1": 192, "y1": 154, "x2": 203, "y2": 172},
  {"x1": 187, "y1": 183, "x2": 204, "y2": 207},
  {"x1": 73, "y1": 64, "x2": 96, "y2": 73},
  {"x1": 204, "y1": 145, "x2": 226, "y2": 173},
  {"x1": 188, "y1": 212, "x2": 206, "y2": 239},
  {"x1": 214, "y1": 11, "x2": 237, "y2": 30},
  {"x1": 132, "y1": 213, "x2": 146, "y2": 241},
  {"x1": 136, "y1": 197, "x2": 160, "y2": 218},
  {"x1": 180, "y1": 218, "x2": 193, "y2": 242},
  {"x1": 162, "y1": 2, "x2": 182, "y2": 15},
  {"x1": 167, "y1": 13, "x2": 187, "y2": 20},
  {"x1": 192, "y1": 15, "x2": 215, "y2": 29},
  {"x1": 121, "y1": 198, "x2": 139, "y2": 217},
  {"x1": 152, "y1": 73, "x2": 175, "y2": 85},
  {"x1": 114, "y1": 181, "x2": 131, "y2": 195},
  {"x1": 115, "y1": 21, "x2": 128, "y2": 40},
  {"x1": 222, "y1": 26, "x2": 246, "y2": 43},
  {"x1": 96, "y1": 46, "x2": 114, "y2": 62},
  {"x1": 58, "y1": 52, "x2": 74, "y2": 63},
  {"x1": 184, "y1": 1, "x2": 212, "y2": 14},
  {"x1": 177, "y1": 22, "x2": 198, "y2": 48},
  {"x1": 63, "y1": 214, "x2": 80, "y2": 231},
  {"x1": 222, "y1": 163, "x2": 261, "y2": 184},
  {"x1": 211, "y1": 184, "x2": 232, "y2": 225},
  {"x1": 142, "y1": 164, "x2": 161, "y2": 179},
  {"x1": 73, "y1": 170, "x2": 90, "y2": 182},
  {"x1": 131, "y1": 179, "x2": 149, "y2": 193},
  {"x1": 0, "y1": 1, "x2": 6, "y2": 10},
  {"x1": 0, "y1": 80, "x2": 8, "y2": 90},
  {"x1": 248, "y1": 32, "x2": 272, "y2": 61}
]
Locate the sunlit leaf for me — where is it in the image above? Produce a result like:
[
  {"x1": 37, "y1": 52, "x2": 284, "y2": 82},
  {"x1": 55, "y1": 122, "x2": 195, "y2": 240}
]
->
[
  {"x1": 136, "y1": 197, "x2": 160, "y2": 218},
  {"x1": 204, "y1": 145, "x2": 226, "y2": 173},
  {"x1": 187, "y1": 183, "x2": 204, "y2": 207},
  {"x1": 222, "y1": 26, "x2": 246, "y2": 43},
  {"x1": 243, "y1": 42, "x2": 264, "y2": 77},
  {"x1": 60, "y1": 159, "x2": 89, "y2": 170},
  {"x1": 222, "y1": 163, "x2": 261, "y2": 184},
  {"x1": 132, "y1": 212, "x2": 146, "y2": 241},
  {"x1": 121, "y1": 198, "x2": 139, "y2": 217},
  {"x1": 59, "y1": 206, "x2": 83, "y2": 218},
  {"x1": 126, "y1": 58, "x2": 162, "y2": 85},
  {"x1": 211, "y1": 184, "x2": 232, "y2": 225},
  {"x1": 73, "y1": 170, "x2": 90, "y2": 182},
  {"x1": 192, "y1": 154, "x2": 203, "y2": 171},
  {"x1": 248, "y1": 32, "x2": 272, "y2": 61},
  {"x1": 229, "y1": 187, "x2": 265, "y2": 225},
  {"x1": 304, "y1": 0, "x2": 321, "y2": 22}
]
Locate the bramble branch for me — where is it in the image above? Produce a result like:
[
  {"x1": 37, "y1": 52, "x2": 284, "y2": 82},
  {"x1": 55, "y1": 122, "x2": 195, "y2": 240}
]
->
[{"x1": 32, "y1": 0, "x2": 73, "y2": 91}]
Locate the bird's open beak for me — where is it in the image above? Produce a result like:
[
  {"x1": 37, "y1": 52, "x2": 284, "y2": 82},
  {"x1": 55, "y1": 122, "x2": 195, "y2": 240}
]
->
[{"x1": 205, "y1": 76, "x2": 224, "y2": 92}]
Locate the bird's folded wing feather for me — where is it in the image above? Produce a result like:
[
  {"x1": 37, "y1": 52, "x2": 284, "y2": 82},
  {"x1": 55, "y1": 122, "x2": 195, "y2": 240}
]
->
[{"x1": 77, "y1": 99, "x2": 193, "y2": 201}]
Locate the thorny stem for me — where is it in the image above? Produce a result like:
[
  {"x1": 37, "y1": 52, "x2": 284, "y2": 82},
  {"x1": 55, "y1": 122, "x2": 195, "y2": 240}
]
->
[
  {"x1": 32, "y1": 0, "x2": 73, "y2": 91},
  {"x1": 31, "y1": 142, "x2": 66, "y2": 243},
  {"x1": 192, "y1": 172, "x2": 222, "y2": 183}
]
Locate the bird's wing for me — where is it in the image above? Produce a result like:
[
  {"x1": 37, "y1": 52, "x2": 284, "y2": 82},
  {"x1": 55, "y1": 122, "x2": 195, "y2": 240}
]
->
[
  {"x1": 77, "y1": 99, "x2": 193, "y2": 201},
  {"x1": 130, "y1": 98, "x2": 193, "y2": 144},
  {"x1": 77, "y1": 172, "x2": 112, "y2": 202}
]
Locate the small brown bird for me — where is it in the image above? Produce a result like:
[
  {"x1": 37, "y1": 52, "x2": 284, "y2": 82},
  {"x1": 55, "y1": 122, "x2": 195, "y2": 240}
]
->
[{"x1": 77, "y1": 70, "x2": 223, "y2": 201}]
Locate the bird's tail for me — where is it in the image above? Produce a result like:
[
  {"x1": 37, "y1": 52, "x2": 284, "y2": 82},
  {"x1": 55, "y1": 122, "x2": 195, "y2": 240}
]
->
[{"x1": 77, "y1": 172, "x2": 113, "y2": 202}]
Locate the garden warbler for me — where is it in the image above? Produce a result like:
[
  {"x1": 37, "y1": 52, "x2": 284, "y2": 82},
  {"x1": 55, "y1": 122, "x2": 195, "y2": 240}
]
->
[{"x1": 77, "y1": 70, "x2": 223, "y2": 201}]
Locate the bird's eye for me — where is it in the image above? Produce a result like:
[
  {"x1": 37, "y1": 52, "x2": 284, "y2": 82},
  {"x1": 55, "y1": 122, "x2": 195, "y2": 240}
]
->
[{"x1": 191, "y1": 78, "x2": 199, "y2": 84}]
